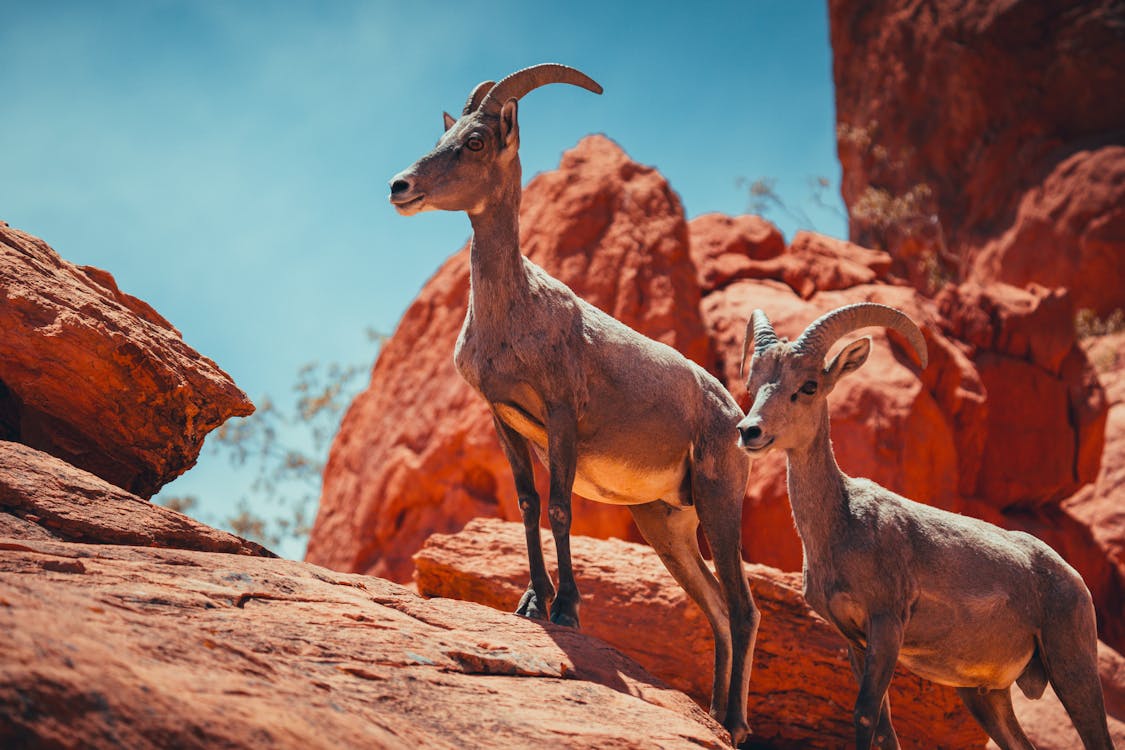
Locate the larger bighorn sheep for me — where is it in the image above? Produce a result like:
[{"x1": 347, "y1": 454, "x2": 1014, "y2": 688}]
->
[
  {"x1": 736, "y1": 302, "x2": 1114, "y2": 750},
  {"x1": 387, "y1": 64, "x2": 759, "y2": 744}
]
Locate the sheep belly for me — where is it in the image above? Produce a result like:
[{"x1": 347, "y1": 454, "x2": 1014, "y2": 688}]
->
[
  {"x1": 571, "y1": 454, "x2": 687, "y2": 506},
  {"x1": 493, "y1": 402, "x2": 687, "y2": 506},
  {"x1": 898, "y1": 589, "x2": 1036, "y2": 689}
]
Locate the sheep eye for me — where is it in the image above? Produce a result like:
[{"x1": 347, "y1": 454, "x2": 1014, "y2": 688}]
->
[
  {"x1": 799, "y1": 380, "x2": 818, "y2": 396},
  {"x1": 465, "y1": 136, "x2": 484, "y2": 152}
]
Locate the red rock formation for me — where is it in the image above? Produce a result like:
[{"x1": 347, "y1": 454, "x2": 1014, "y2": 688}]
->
[
  {"x1": 829, "y1": 0, "x2": 1125, "y2": 314},
  {"x1": 0, "y1": 496, "x2": 727, "y2": 749},
  {"x1": 0, "y1": 222, "x2": 252, "y2": 497},
  {"x1": 689, "y1": 218, "x2": 892, "y2": 300},
  {"x1": 1058, "y1": 330, "x2": 1125, "y2": 648},
  {"x1": 688, "y1": 213, "x2": 786, "y2": 291},
  {"x1": 0, "y1": 441, "x2": 272, "y2": 556},
  {"x1": 414, "y1": 518, "x2": 987, "y2": 749},
  {"x1": 307, "y1": 136, "x2": 707, "y2": 580}
]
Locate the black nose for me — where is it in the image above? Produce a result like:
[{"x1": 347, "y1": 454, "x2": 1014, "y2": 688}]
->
[
  {"x1": 738, "y1": 423, "x2": 762, "y2": 444},
  {"x1": 390, "y1": 178, "x2": 411, "y2": 195}
]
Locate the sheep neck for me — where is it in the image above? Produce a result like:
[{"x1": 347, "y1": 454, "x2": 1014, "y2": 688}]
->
[
  {"x1": 467, "y1": 178, "x2": 527, "y2": 320},
  {"x1": 784, "y1": 406, "x2": 850, "y2": 556}
]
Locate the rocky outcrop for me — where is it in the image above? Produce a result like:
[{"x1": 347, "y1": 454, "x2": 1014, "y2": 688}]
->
[
  {"x1": 829, "y1": 0, "x2": 1125, "y2": 313},
  {"x1": 1059, "y1": 330, "x2": 1125, "y2": 649},
  {"x1": 0, "y1": 459, "x2": 729, "y2": 750},
  {"x1": 414, "y1": 518, "x2": 986, "y2": 749},
  {"x1": 0, "y1": 441, "x2": 272, "y2": 556},
  {"x1": 307, "y1": 136, "x2": 706, "y2": 580},
  {"x1": 0, "y1": 222, "x2": 253, "y2": 497}
]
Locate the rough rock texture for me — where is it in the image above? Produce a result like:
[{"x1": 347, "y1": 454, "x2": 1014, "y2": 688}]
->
[
  {"x1": 307, "y1": 136, "x2": 708, "y2": 580},
  {"x1": 987, "y1": 642, "x2": 1125, "y2": 750},
  {"x1": 0, "y1": 221, "x2": 253, "y2": 497},
  {"x1": 830, "y1": 0, "x2": 1125, "y2": 313},
  {"x1": 414, "y1": 518, "x2": 987, "y2": 749},
  {"x1": 0, "y1": 472, "x2": 728, "y2": 749},
  {"x1": 0, "y1": 441, "x2": 273, "y2": 556},
  {"x1": 1060, "y1": 330, "x2": 1125, "y2": 648}
]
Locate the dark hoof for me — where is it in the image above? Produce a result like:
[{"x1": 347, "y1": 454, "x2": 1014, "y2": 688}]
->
[
  {"x1": 549, "y1": 597, "x2": 580, "y2": 629},
  {"x1": 725, "y1": 719, "x2": 751, "y2": 747},
  {"x1": 515, "y1": 588, "x2": 551, "y2": 620},
  {"x1": 549, "y1": 610, "x2": 580, "y2": 629}
]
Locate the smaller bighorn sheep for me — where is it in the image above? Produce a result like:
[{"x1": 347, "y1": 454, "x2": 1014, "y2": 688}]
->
[
  {"x1": 737, "y1": 302, "x2": 1114, "y2": 750},
  {"x1": 388, "y1": 64, "x2": 758, "y2": 744}
]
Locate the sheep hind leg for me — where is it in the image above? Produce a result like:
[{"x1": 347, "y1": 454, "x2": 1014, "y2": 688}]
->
[
  {"x1": 1037, "y1": 592, "x2": 1114, "y2": 750},
  {"x1": 691, "y1": 440, "x2": 758, "y2": 747},
  {"x1": 629, "y1": 501, "x2": 733, "y2": 724},
  {"x1": 955, "y1": 687, "x2": 1034, "y2": 750}
]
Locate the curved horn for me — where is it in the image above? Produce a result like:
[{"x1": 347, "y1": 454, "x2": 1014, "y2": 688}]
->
[
  {"x1": 478, "y1": 63, "x2": 602, "y2": 114},
  {"x1": 740, "y1": 309, "x2": 780, "y2": 378},
  {"x1": 793, "y1": 302, "x2": 928, "y2": 369},
  {"x1": 462, "y1": 80, "x2": 495, "y2": 116}
]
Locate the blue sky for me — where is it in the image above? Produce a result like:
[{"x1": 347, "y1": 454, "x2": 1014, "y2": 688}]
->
[{"x1": 2, "y1": 1, "x2": 845, "y2": 557}]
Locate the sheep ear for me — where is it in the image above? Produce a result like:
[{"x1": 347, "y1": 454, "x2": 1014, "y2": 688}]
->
[
  {"x1": 824, "y1": 336, "x2": 871, "y2": 389},
  {"x1": 443, "y1": 112, "x2": 457, "y2": 131},
  {"x1": 500, "y1": 98, "x2": 519, "y2": 148}
]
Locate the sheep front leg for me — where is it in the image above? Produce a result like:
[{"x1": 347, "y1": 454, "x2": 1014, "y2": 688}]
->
[
  {"x1": 545, "y1": 403, "x2": 580, "y2": 628},
  {"x1": 854, "y1": 615, "x2": 903, "y2": 750},
  {"x1": 848, "y1": 644, "x2": 899, "y2": 749},
  {"x1": 492, "y1": 412, "x2": 555, "y2": 621}
]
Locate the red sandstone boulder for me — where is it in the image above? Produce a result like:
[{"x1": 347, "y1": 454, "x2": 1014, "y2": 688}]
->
[
  {"x1": 1060, "y1": 330, "x2": 1125, "y2": 648},
  {"x1": 829, "y1": 0, "x2": 1125, "y2": 313},
  {"x1": 934, "y1": 283, "x2": 1107, "y2": 506},
  {"x1": 0, "y1": 441, "x2": 272, "y2": 556},
  {"x1": 0, "y1": 515, "x2": 726, "y2": 748},
  {"x1": 307, "y1": 136, "x2": 708, "y2": 580},
  {"x1": 0, "y1": 222, "x2": 252, "y2": 497},
  {"x1": 414, "y1": 518, "x2": 987, "y2": 749},
  {"x1": 689, "y1": 216, "x2": 892, "y2": 299},
  {"x1": 969, "y1": 146, "x2": 1125, "y2": 315},
  {"x1": 688, "y1": 212, "x2": 785, "y2": 291}
]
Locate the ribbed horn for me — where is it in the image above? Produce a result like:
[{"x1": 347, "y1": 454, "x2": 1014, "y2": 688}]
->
[
  {"x1": 740, "y1": 309, "x2": 780, "y2": 378},
  {"x1": 793, "y1": 302, "x2": 928, "y2": 368},
  {"x1": 462, "y1": 80, "x2": 495, "y2": 116},
  {"x1": 477, "y1": 63, "x2": 602, "y2": 114}
]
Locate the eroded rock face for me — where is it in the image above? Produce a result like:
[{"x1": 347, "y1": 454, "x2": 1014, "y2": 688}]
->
[
  {"x1": 414, "y1": 518, "x2": 987, "y2": 749},
  {"x1": 0, "y1": 222, "x2": 253, "y2": 497},
  {"x1": 829, "y1": 0, "x2": 1125, "y2": 314},
  {"x1": 0, "y1": 470, "x2": 728, "y2": 750},
  {"x1": 307, "y1": 136, "x2": 706, "y2": 580},
  {"x1": 0, "y1": 441, "x2": 273, "y2": 556},
  {"x1": 1060, "y1": 330, "x2": 1125, "y2": 649}
]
